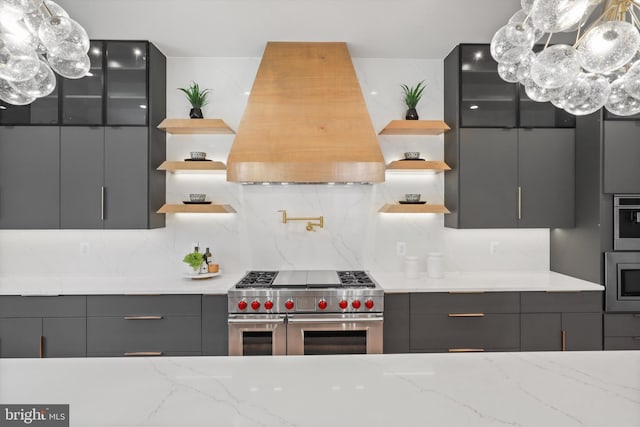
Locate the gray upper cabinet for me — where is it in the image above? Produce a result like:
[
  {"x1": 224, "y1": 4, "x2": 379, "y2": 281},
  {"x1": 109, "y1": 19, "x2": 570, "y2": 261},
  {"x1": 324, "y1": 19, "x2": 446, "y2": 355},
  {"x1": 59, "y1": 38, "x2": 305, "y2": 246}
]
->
[
  {"x1": 457, "y1": 128, "x2": 518, "y2": 228},
  {"x1": 60, "y1": 126, "x2": 162, "y2": 229},
  {"x1": 518, "y1": 129, "x2": 575, "y2": 228},
  {"x1": 104, "y1": 127, "x2": 150, "y2": 228},
  {"x1": 61, "y1": 127, "x2": 104, "y2": 228},
  {"x1": 603, "y1": 121, "x2": 640, "y2": 194},
  {"x1": 0, "y1": 127, "x2": 60, "y2": 229},
  {"x1": 446, "y1": 127, "x2": 575, "y2": 228}
]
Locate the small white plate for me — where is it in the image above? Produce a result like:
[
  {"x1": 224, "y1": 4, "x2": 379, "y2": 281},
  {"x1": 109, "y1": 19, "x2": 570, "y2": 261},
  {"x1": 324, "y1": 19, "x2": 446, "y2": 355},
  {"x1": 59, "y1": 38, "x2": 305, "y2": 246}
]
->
[{"x1": 183, "y1": 272, "x2": 221, "y2": 280}]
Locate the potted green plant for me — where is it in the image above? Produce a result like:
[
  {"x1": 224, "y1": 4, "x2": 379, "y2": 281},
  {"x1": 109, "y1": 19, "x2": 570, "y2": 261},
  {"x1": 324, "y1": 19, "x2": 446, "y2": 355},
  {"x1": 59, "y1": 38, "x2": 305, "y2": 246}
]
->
[
  {"x1": 178, "y1": 81, "x2": 211, "y2": 119},
  {"x1": 183, "y1": 249, "x2": 204, "y2": 273},
  {"x1": 401, "y1": 80, "x2": 426, "y2": 120}
]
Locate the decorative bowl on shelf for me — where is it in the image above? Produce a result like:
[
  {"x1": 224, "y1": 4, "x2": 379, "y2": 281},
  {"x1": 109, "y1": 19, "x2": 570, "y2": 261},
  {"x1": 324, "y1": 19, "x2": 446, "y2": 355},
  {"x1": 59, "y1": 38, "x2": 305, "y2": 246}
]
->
[
  {"x1": 404, "y1": 151, "x2": 420, "y2": 160},
  {"x1": 189, "y1": 193, "x2": 207, "y2": 203},
  {"x1": 189, "y1": 151, "x2": 207, "y2": 160},
  {"x1": 404, "y1": 193, "x2": 421, "y2": 203}
]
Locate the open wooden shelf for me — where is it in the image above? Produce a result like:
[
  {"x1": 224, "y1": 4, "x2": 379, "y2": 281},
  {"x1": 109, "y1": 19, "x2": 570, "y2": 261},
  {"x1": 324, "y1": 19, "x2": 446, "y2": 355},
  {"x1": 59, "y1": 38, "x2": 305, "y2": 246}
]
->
[
  {"x1": 157, "y1": 161, "x2": 226, "y2": 173},
  {"x1": 386, "y1": 160, "x2": 451, "y2": 172},
  {"x1": 379, "y1": 120, "x2": 450, "y2": 135},
  {"x1": 157, "y1": 204, "x2": 236, "y2": 214},
  {"x1": 158, "y1": 118, "x2": 235, "y2": 134},
  {"x1": 378, "y1": 203, "x2": 450, "y2": 214}
]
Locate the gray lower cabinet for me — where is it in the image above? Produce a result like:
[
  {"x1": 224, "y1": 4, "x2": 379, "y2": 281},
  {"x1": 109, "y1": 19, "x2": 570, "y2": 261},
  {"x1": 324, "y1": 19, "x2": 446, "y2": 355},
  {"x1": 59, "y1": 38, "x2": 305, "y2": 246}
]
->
[
  {"x1": 86, "y1": 295, "x2": 202, "y2": 357},
  {"x1": 520, "y1": 292, "x2": 602, "y2": 351},
  {"x1": 383, "y1": 293, "x2": 410, "y2": 354},
  {"x1": 60, "y1": 127, "x2": 160, "y2": 229},
  {"x1": 0, "y1": 126, "x2": 60, "y2": 228},
  {"x1": 604, "y1": 314, "x2": 640, "y2": 350},
  {"x1": 0, "y1": 296, "x2": 86, "y2": 358},
  {"x1": 202, "y1": 295, "x2": 228, "y2": 356},
  {"x1": 445, "y1": 128, "x2": 575, "y2": 229},
  {"x1": 409, "y1": 292, "x2": 520, "y2": 353},
  {"x1": 603, "y1": 121, "x2": 640, "y2": 194}
]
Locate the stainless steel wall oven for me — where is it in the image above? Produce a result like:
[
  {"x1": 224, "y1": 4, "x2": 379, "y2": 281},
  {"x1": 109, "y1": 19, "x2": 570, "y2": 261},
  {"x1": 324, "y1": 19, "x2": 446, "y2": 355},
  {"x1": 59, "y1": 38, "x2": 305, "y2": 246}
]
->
[{"x1": 605, "y1": 252, "x2": 640, "y2": 312}]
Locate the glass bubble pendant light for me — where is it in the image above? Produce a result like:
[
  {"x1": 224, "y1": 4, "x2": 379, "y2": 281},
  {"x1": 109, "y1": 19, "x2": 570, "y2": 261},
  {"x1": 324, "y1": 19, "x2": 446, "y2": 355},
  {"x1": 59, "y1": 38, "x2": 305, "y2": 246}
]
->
[
  {"x1": 0, "y1": 0, "x2": 90, "y2": 106},
  {"x1": 492, "y1": 0, "x2": 640, "y2": 116}
]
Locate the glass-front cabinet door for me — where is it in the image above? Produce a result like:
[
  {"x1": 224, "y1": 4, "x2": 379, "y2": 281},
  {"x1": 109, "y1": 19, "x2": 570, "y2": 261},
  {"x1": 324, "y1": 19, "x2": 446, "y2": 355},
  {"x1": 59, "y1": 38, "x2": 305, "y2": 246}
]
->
[
  {"x1": 62, "y1": 41, "x2": 104, "y2": 125},
  {"x1": 519, "y1": 86, "x2": 575, "y2": 128},
  {"x1": 459, "y1": 45, "x2": 517, "y2": 128},
  {"x1": 0, "y1": 78, "x2": 59, "y2": 125},
  {"x1": 106, "y1": 41, "x2": 148, "y2": 126}
]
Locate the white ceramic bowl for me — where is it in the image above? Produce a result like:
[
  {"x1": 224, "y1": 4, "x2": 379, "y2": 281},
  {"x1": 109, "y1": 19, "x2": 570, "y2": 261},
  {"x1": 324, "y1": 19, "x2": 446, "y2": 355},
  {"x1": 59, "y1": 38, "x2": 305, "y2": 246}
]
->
[
  {"x1": 404, "y1": 151, "x2": 420, "y2": 160},
  {"x1": 189, "y1": 193, "x2": 206, "y2": 202}
]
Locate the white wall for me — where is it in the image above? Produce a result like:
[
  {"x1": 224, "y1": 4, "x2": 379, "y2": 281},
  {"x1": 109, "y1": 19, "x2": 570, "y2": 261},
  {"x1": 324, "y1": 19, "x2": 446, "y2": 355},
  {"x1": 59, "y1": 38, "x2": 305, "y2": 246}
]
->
[{"x1": 0, "y1": 56, "x2": 549, "y2": 278}]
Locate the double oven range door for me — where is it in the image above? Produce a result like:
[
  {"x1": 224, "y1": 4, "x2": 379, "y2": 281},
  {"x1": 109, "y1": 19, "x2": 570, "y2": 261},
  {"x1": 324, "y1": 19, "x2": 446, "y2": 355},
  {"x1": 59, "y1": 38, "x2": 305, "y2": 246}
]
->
[{"x1": 228, "y1": 313, "x2": 384, "y2": 356}]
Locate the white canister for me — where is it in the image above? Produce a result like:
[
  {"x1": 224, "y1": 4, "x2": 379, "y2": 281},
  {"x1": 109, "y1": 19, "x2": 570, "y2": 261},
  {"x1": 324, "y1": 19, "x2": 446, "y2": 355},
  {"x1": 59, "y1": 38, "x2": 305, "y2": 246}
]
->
[
  {"x1": 404, "y1": 256, "x2": 420, "y2": 279},
  {"x1": 427, "y1": 252, "x2": 444, "y2": 278}
]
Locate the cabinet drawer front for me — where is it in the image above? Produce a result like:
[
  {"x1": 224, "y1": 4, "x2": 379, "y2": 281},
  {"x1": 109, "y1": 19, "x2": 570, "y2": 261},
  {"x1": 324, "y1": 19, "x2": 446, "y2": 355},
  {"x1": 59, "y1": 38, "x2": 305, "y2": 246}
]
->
[
  {"x1": 0, "y1": 296, "x2": 86, "y2": 318},
  {"x1": 521, "y1": 292, "x2": 602, "y2": 313},
  {"x1": 604, "y1": 314, "x2": 640, "y2": 337},
  {"x1": 87, "y1": 295, "x2": 200, "y2": 317},
  {"x1": 410, "y1": 292, "x2": 519, "y2": 314},
  {"x1": 604, "y1": 336, "x2": 640, "y2": 350},
  {"x1": 87, "y1": 316, "x2": 201, "y2": 354},
  {"x1": 410, "y1": 313, "x2": 520, "y2": 350},
  {"x1": 0, "y1": 318, "x2": 42, "y2": 358}
]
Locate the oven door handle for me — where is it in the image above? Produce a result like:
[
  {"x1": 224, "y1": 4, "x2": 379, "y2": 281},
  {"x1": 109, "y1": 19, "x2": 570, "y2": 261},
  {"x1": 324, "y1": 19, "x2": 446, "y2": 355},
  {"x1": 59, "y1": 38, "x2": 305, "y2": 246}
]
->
[
  {"x1": 287, "y1": 316, "x2": 383, "y2": 324},
  {"x1": 227, "y1": 318, "x2": 285, "y2": 324}
]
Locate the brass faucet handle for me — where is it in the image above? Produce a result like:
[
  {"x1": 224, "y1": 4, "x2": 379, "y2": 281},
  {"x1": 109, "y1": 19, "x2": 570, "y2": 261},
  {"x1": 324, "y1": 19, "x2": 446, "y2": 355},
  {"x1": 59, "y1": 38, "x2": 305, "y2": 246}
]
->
[{"x1": 306, "y1": 222, "x2": 316, "y2": 232}]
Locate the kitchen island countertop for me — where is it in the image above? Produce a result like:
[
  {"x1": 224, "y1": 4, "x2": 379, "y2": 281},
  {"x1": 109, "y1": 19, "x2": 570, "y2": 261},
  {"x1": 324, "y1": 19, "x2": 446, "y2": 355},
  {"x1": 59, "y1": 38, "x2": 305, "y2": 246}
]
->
[{"x1": 0, "y1": 351, "x2": 637, "y2": 427}]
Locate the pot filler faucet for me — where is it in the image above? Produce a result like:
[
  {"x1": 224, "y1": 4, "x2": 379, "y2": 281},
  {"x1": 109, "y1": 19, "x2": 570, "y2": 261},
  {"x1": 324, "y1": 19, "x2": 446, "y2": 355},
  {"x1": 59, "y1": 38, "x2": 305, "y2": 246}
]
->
[{"x1": 278, "y1": 210, "x2": 324, "y2": 232}]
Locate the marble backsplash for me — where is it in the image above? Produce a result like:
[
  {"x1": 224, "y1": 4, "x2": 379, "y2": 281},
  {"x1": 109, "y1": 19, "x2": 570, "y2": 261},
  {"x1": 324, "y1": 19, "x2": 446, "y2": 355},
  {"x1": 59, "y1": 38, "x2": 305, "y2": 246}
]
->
[{"x1": 0, "y1": 56, "x2": 549, "y2": 277}]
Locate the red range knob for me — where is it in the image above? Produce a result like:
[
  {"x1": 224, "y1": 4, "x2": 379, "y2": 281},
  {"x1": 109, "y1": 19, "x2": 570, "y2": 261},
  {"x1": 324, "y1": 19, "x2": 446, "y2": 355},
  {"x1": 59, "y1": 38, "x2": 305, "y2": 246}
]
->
[
  {"x1": 352, "y1": 300, "x2": 361, "y2": 309},
  {"x1": 264, "y1": 300, "x2": 274, "y2": 310},
  {"x1": 251, "y1": 300, "x2": 261, "y2": 310},
  {"x1": 318, "y1": 300, "x2": 328, "y2": 310},
  {"x1": 338, "y1": 300, "x2": 348, "y2": 310},
  {"x1": 237, "y1": 300, "x2": 247, "y2": 310},
  {"x1": 285, "y1": 300, "x2": 295, "y2": 310},
  {"x1": 365, "y1": 299, "x2": 374, "y2": 309}
]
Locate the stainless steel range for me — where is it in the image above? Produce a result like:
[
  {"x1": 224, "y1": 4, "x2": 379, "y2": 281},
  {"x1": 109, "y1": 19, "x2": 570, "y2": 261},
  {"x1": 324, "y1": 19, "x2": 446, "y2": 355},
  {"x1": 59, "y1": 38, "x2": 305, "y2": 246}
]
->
[{"x1": 228, "y1": 270, "x2": 384, "y2": 356}]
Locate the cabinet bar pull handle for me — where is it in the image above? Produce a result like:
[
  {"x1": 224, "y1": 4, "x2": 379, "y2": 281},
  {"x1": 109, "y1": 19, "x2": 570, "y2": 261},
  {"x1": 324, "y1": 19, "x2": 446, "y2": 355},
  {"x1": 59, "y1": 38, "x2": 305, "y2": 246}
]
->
[
  {"x1": 124, "y1": 352, "x2": 163, "y2": 356},
  {"x1": 561, "y1": 330, "x2": 566, "y2": 351},
  {"x1": 517, "y1": 186, "x2": 522, "y2": 220},
  {"x1": 448, "y1": 348, "x2": 485, "y2": 353},
  {"x1": 448, "y1": 313, "x2": 485, "y2": 317},
  {"x1": 447, "y1": 291, "x2": 485, "y2": 294},
  {"x1": 39, "y1": 336, "x2": 44, "y2": 358},
  {"x1": 100, "y1": 186, "x2": 105, "y2": 221},
  {"x1": 124, "y1": 316, "x2": 163, "y2": 320}
]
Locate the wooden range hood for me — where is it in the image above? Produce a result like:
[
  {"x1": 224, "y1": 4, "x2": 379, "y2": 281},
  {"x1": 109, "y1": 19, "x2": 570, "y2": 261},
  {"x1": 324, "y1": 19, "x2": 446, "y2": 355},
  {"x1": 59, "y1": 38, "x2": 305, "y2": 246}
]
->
[{"x1": 226, "y1": 42, "x2": 385, "y2": 183}]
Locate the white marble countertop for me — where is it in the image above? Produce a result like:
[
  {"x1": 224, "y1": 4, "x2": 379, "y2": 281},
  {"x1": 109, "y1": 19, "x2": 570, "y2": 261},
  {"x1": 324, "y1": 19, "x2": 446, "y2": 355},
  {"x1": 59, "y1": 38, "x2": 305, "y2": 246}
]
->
[
  {"x1": 1, "y1": 351, "x2": 637, "y2": 426},
  {"x1": 0, "y1": 271, "x2": 602, "y2": 295},
  {"x1": 371, "y1": 271, "x2": 604, "y2": 293},
  {"x1": 0, "y1": 273, "x2": 243, "y2": 295}
]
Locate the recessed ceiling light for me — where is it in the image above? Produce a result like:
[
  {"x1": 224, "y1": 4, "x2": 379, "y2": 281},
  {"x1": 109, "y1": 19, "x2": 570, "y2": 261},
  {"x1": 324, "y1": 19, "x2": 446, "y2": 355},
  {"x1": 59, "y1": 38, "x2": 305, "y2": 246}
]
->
[
  {"x1": 469, "y1": 105, "x2": 479, "y2": 110},
  {"x1": 370, "y1": 91, "x2": 378, "y2": 96}
]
